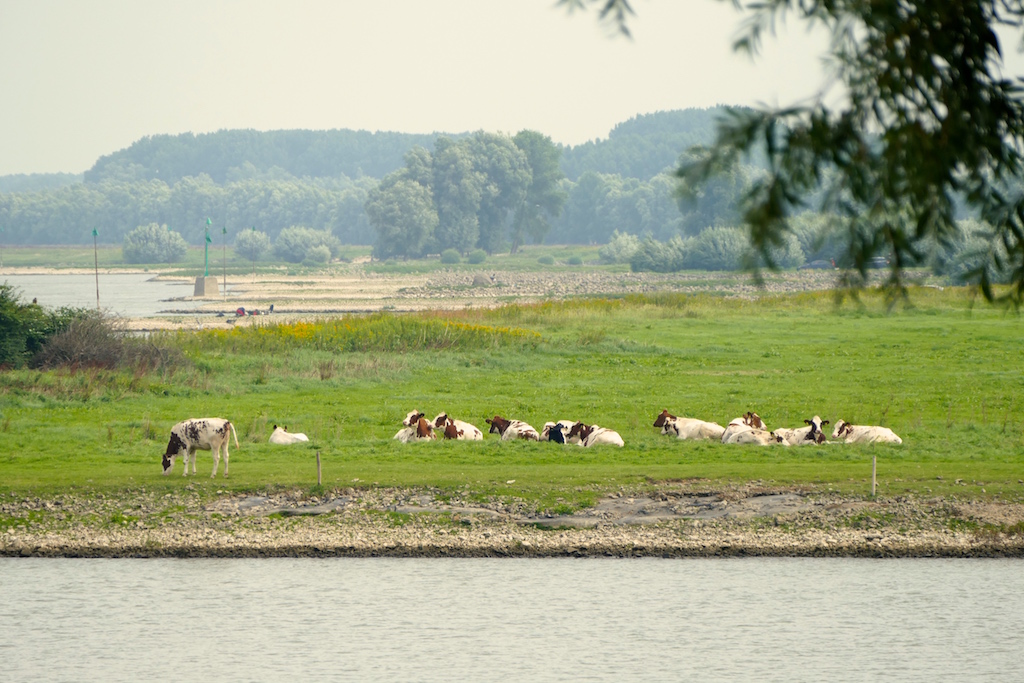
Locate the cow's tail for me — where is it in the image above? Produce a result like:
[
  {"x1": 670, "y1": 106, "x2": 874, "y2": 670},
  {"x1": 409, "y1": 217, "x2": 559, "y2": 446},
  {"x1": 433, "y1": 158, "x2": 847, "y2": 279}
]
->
[{"x1": 228, "y1": 421, "x2": 240, "y2": 448}]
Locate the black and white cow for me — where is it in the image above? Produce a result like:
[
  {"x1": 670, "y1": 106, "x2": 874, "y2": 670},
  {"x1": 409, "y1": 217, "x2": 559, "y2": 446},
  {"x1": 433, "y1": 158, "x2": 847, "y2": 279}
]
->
[{"x1": 162, "y1": 418, "x2": 239, "y2": 477}]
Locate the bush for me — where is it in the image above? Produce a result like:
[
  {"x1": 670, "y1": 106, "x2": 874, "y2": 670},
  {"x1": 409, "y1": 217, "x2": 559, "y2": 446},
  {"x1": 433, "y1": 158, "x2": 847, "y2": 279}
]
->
[
  {"x1": 234, "y1": 229, "x2": 271, "y2": 261},
  {"x1": 933, "y1": 219, "x2": 1012, "y2": 285},
  {"x1": 122, "y1": 223, "x2": 188, "y2": 264},
  {"x1": 467, "y1": 249, "x2": 487, "y2": 264},
  {"x1": 440, "y1": 249, "x2": 461, "y2": 264},
  {"x1": 567, "y1": 255, "x2": 584, "y2": 266},
  {"x1": 0, "y1": 285, "x2": 90, "y2": 368},
  {"x1": 303, "y1": 245, "x2": 332, "y2": 265},
  {"x1": 630, "y1": 237, "x2": 688, "y2": 272},
  {"x1": 682, "y1": 227, "x2": 747, "y2": 271},
  {"x1": 599, "y1": 230, "x2": 642, "y2": 264},
  {"x1": 537, "y1": 254, "x2": 555, "y2": 265},
  {"x1": 275, "y1": 226, "x2": 341, "y2": 263},
  {"x1": 790, "y1": 213, "x2": 847, "y2": 264},
  {"x1": 32, "y1": 312, "x2": 182, "y2": 370}
]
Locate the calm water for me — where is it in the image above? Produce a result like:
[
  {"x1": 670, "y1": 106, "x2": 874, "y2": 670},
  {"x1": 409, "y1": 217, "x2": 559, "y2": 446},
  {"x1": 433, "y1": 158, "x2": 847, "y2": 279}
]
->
[
  {"x1": 1, "y1": 557, "x2": 1021, "y2": 682},
  {"x1": 1, "y1": 273, "x2": 204, "y2": 317}
]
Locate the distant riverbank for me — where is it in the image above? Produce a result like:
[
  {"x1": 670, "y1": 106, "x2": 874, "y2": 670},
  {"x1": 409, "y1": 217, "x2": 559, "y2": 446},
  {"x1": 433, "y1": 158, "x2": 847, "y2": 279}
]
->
[{"x1": 3, "y1": 486, "x2": 1022, "y2": 558}]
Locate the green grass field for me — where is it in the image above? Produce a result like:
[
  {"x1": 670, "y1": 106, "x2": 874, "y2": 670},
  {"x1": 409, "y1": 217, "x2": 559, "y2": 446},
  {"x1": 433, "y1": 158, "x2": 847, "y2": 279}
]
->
[{"x1": 1, "y1": 288, "x2": 1021, "y2": 510}]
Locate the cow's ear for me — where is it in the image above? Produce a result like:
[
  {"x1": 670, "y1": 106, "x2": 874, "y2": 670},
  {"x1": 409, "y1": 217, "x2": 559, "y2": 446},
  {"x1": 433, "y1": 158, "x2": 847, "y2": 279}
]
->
[
  {"x1": 273, "y1": 425, "x2": 277, "y2": 429},
  {"x1": 822, "y1": 420, "x2": 829, "y2": 425},
  {"x1": 804, "y1": 419, "x2": 811, "y2": 425}
]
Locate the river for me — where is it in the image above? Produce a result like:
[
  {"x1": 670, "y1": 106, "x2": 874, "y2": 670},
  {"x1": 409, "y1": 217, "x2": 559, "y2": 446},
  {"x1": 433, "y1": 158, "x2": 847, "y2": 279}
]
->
[
  {"x1": 0, "y1": 273, "x2": 205, "y2": 317},
  {"x1": 2, "y1": 557, "x2": 1020, "y2": 682}
]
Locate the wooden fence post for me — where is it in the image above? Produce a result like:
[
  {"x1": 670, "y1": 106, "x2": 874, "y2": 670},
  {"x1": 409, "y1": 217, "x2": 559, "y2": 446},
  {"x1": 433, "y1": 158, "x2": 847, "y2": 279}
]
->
[
  {"x1": 871, "y1": 455, "x2": 877, "y2": 497},
  {"x1": 316, "y1": 451, "x2": 322, "y2": 487}
]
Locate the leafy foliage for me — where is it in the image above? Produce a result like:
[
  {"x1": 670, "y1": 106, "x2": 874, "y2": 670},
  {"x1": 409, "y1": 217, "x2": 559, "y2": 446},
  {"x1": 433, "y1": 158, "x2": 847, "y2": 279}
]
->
[
  {"x1": 122, "y1": 223, "x2": 188, "y2": 264},
  {"x1": 274, "y1": 226, "x2": 341, "y2": 263},
  {"x1": 0, "y1": 285, "x2": 90, "y2": 368},
  {"x1": 234, "y1": 229, "x2": 271, "y2": 261}
]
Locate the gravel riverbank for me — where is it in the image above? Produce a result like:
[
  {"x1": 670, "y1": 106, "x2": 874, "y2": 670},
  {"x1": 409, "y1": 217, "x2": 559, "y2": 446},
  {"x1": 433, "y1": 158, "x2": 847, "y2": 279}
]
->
[{"x1": 3, "y1": 486, "x2": 1022, "y2": 558}]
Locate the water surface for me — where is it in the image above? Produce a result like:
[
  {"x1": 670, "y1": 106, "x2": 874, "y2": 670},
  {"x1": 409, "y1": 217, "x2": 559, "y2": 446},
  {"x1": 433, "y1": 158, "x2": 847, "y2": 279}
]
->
[{"x1": 2, "y1": 557, "x2": 1020, "y2": 682}]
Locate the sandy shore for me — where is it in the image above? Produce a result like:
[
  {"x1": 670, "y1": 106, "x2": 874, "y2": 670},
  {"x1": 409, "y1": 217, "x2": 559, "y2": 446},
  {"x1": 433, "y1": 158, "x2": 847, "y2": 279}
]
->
[{"x1": 3, "y1": 485, "x2": 1022, "y2": 558}]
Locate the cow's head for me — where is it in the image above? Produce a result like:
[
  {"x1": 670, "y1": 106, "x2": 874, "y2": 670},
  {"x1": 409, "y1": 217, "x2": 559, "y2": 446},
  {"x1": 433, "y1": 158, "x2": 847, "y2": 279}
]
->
[
  {"x1": 547, "y1": 423, "x2": 566, "y2": 443},
  {"x1": 433, "y1": 413, "x2": 450, "y2": 429},
  {"x1": 770, "y1": 432, "x2": 788, "y2": 445},
  {"x1": 567, "y1": 422, "x2": 592, "y2": 442},
  {"x1": 662, "y1": 419, "x2": 680, "y2": 437},
  {"x1": 162, "y1": 432, "x2": 186, "y2": 475},
  {"x1": 744, "y1": 412, "x2": 765, "y2": 430},
  {"x1": 403, "y1": 410, "x2": 424, "y2": 427},
  {"x1": 832, "y1": 420, "x2": 850, "y2": 439},
  {"x1": 653, "y1": 409, "x2": 676, "y2": 428},
  {"x1": 486, "y1": 416, "x2": 510, "y2": 435},
  {"x1": 803, "y1": 415, "x2": 829, "y2": 437}
]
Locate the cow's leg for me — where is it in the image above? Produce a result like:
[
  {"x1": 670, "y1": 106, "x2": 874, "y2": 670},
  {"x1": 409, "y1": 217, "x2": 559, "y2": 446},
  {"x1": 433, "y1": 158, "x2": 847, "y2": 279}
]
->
[
  {"x1": 210, "y1": 443, "x2": 220, "y2": 478},
  {"x1": 222, "y1": 440, "x2": 229, "y2": 478},
  {"x1": 182, "y1": 448, "x2": 190, "y2": 476}
]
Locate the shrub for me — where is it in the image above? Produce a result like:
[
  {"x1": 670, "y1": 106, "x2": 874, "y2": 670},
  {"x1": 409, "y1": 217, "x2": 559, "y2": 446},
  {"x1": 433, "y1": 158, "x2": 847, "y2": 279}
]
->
[
  {"x1": 303, "y1": 245, "x2": 332, "y2": 265},
  {"x1": 537, "y1": 255, "x2": 555, "y2": 265},
  {"x1": 933, "y1": 219, "x2": 1012, "y2": 285},
  {"x1": 567, "y1": 255, "x2": 584, "y2": 266},
  {"x1": 122, "y1": 223, "x2": 188, "y2": 264},
  {"x1": 234, "y1": 229, "x2": 271, "y2": 261},
  {"x1": 630, "y1": 237, "x2": 688, "y2": 272},
  {"x1": 32, "y1": 312, "x2": 182, "y2": 371},
  {"x1": 467, "y1": 249, "x2": 487, "y2": 264},
  {"x1": 440, "y1": 249, "x2": 461, "y2": 264},
  {"x1": 682, "y1": 227, "x2": 747, "y2": 271},
  {"x1": 599, "y1": 230, "x2": 641, "y2": 264},
  {"x1": 0, "y1": 285, "x2": 90, "y2": 368},
  {"x1": 275, "y1": 226, "x2": 341, "y2": 263},
  {"x1": 790, "y1": 213, "x2": 847, "y2": 264}
]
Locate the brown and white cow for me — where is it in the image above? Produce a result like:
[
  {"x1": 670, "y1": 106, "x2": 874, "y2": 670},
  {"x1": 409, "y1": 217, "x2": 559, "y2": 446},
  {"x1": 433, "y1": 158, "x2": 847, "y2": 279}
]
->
[
  {"x1": 655, "y1": 410, "x2": 726, "y2": 441},
  {"x1": 723, "y1": 428, "x2": 788, "y2": 446},
  {"x1": 485, "y1": 415, "x2": 540, "y2": 441},
  {"x1": 832, "y1": 420, "x2": 903, "y2": 444},
  {"x1": 720, "y1": 412, "x2": 768, "y2": 443},
  {"x1": 541, "y1": 420, "x2": 576, "y2": 443},
  {"x1": 269, "y1": 425, "x2": 309, "y2": 445},
  {"x1": 162, "y1": 417, "x2": 239, "y2": 477},
  {"x1": 432, "y1": 413, "x2": 483, "y2": 440},
  {"x1": 394, "y1": 410, "x2": 435, "y2": 442},
  {"x1": 566, "y1": 422, "x2": 625, "y2": 447}
]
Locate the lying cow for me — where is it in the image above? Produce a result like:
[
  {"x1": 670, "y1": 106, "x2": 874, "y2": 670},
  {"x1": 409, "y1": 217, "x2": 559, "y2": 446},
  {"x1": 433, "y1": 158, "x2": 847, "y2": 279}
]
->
[
  {"x1": 433, "y1": 413, "x2": 483, "y2": 440},
  {"x1": 566, "y1": 422, "x2": 625, "y2": 447},
  {"x1": 655, "y1": 410, "x2": 726, "y2": 441},
  {"x1": 774, "y1": 416, "x2": 829, "y2": 446},
  {"x1": 394, "y1": 411, "x2": 435, "y2": 442},
  {"x1": 832, "y1": 420, "x2": 903, "y2": 444},
  {"x1": 269, "y1": 425, "x2": 309, "y2": 445},
  {"x1": 541, "y1": 420, "x2": 576, "y2": 443},
  {"x1": 720, "y1": 412, "x2": 768, "y2": 443},
  {"x1": 723, "y1": 428, "x2": 788, "y2": 446},
  {"x1": 486, "y1": 415, "x2": 540, "y2": 441},
  {"x1": 162, "y1": 417, "x2": 239, "y2": 477}
]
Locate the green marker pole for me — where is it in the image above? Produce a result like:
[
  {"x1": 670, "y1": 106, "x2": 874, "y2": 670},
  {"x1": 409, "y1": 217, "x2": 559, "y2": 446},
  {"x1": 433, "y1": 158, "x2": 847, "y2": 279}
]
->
[
  {"x1": 92, "y1": 228, "x2": 100, "y2": 310},
  {"x1": 222, "y1": 225, "x2": 227, "y2": 297},
  {"x1": 204, "y1": 218, "x2": 212, "y2": 277},
  {"x1": 0, "y1": 226, "x2": 5, "y2": 272},
  {"x1": 251, "y1": 226, "x2": 256, "y2": 282}
]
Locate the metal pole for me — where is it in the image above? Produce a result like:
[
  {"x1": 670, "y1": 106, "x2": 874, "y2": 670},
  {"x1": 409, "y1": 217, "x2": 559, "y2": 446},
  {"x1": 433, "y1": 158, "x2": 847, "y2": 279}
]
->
[
  {"x1": 222, "y1": 226, "x2": 227, "y2": 298},
  {"x1": 316, "y1": 451, "x2": 322, "y2": 487},
  {"x1": 93, "y1": 231, "x2": 100, "y2": 310}
]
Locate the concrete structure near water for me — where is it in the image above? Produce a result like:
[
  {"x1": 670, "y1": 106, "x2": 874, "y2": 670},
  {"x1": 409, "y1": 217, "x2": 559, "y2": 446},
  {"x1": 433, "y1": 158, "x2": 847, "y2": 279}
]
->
[{"x1": 193, "y1": 275, "x2": 220, "y2": 297}]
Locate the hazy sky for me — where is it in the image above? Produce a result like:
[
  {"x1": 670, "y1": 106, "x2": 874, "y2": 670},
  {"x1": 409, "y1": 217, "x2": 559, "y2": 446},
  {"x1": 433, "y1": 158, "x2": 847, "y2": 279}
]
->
[{"x1": 3, "y1": 1, "x2": 847, "y2": 175}]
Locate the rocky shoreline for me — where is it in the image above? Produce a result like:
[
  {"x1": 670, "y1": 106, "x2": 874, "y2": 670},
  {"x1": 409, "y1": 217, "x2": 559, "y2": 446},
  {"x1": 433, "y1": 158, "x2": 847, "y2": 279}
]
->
[{"x1": 3, "y1": 486, "x2": 1022, "y2": 559}]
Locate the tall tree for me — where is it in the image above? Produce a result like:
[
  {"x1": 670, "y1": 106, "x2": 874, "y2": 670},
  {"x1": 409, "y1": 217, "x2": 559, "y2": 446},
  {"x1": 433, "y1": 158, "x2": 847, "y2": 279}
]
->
[
  {"x1": 565, "y1": 0, "x2": 1024, "y2": 303},
  {"x1": 365, "y1": 174, "x2": 439, "y2": 260},
  {"x1": 513, "y1": 130, "x2": 568, "y2": 249},
  {"x1": 468, "y1": 132, "x2": 531, "y2": 254}
]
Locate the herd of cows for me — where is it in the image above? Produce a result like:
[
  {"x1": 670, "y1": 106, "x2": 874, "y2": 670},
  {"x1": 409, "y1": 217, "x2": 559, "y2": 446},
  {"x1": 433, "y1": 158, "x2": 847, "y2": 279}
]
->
[{"x1": 160, "y1": 410, "x2": 904, "y2": 478}]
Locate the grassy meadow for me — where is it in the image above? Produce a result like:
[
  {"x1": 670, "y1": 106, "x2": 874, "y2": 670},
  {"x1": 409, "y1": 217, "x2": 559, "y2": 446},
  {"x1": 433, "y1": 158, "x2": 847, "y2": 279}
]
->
[{"x1": 0, "y1": 288, "x2": 1021, "y2": 511}]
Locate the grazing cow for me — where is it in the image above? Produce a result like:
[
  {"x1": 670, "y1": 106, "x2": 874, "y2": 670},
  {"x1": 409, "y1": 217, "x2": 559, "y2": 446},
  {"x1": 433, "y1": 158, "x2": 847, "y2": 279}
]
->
[
  {"x1": 655, "y1": 410, "x2": 726, "y2": 441},
  {"x1": 566, "y1": 422, "x2": 625, "y2": 447},
  {"x1": 485, "y1": 415, "x2": 540, "y2": 441},
  {"x1": 432, "y1": 413, "x2": 484, "y2": 440},
  {"x1": 832, "y1": 420, "x2": 903, "y2": 444},
  {"x1": 774, "y1": 416, "x2": 830, "y2": 446},
  {"x1": 162, "y1": 418, "x2": 239, "y2": 477},
  {"x1": 724, "y1": 428, "x2": 788, "y2": 446},
  {"x1": 269, "y1": 425, "x2": 309, "y2": 445}
]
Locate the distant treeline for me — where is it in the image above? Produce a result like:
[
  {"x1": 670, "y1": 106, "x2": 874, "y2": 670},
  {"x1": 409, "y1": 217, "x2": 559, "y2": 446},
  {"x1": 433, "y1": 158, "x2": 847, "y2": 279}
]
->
[{"x1": 0, "y1": 108, "x2": 755, "y2": 248}]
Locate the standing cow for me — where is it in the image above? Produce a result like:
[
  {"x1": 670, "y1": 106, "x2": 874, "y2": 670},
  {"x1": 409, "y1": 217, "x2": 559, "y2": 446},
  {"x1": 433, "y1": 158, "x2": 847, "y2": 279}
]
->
[{"x1": 162, "y1": 418, "x2": 239, "y2": 477}]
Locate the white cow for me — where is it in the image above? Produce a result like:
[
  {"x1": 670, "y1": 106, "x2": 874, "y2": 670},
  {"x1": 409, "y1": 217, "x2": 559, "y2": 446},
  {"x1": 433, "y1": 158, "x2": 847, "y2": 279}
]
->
[
  {"x1": 724, "y1": 428, "x2": 788, "y2": 446},
  {"x1": 566, "y1": 422, "x2": 625, "y2": 447},
  {"x1": 162, "y1": 417, "x2": 239, "y2": 477},
  {"x1": 433, "y1": 413, "x2": 484, "y2": 440},
  {"x1": 832, "y1": 420, "x2": 903, "y2": 444},
  {"x1": 486, "y1": 415, "x2": 540, "y2": 441},
  {"x1": 720, "y1": 412, "x2": 767, "y2": 443},
  {"x1": 269, "y1": 425, "x2": 309, "y2": 445},
  {"x1": 774, "y1": 416, "x2": 829, "y2": 445},
  {"x1": 653, "y1": 410, "x2": 725, "y2": 440}
]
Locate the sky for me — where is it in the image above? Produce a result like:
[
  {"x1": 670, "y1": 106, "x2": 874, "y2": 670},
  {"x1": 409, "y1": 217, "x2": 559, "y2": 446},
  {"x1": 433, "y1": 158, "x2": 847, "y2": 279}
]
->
[{"x1": 1, "y1": 1, "x2": 856, "y2": 176}]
